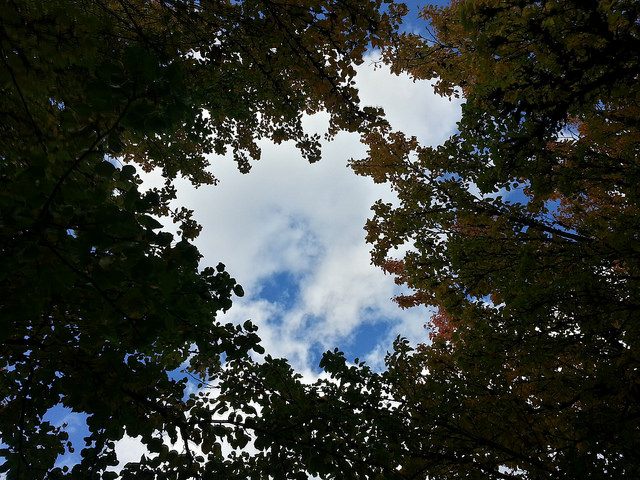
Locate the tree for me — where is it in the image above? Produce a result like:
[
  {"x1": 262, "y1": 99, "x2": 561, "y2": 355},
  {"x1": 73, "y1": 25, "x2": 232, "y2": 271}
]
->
[
  {"x1": 0, "y1": 0, "x2": 401, "y2": 477},
  {"x1": 351, "y1": 1, "x2": 640, "y2": 474},
  {"x1": 215, "y1": 1, "x2": 640, "y2": 478}
]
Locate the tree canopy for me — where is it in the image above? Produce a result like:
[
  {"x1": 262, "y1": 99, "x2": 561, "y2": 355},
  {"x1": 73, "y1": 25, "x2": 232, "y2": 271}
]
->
[
  {"x1": 216, "y1": 1, "x2": 640, "y2": 479},
  {"x1": 3, "y1": 0, "x2": 640, "y2": 478},
  {"x1": 0, "y1": 0, "x2": 400, "y2": 477}
]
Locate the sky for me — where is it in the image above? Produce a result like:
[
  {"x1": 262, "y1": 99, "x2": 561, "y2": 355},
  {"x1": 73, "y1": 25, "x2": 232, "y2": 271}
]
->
[
  {"x1": 133, "y1": 3, "x2": 462, "y2": 380},
  {"x1": 161, "y1": 49, "x2": 463, "y2": 377}
]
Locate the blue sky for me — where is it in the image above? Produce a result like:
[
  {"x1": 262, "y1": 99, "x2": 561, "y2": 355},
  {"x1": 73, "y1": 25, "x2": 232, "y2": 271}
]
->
[{"x1": 404, "y1": 0, "x2": 452, "y2": 31}]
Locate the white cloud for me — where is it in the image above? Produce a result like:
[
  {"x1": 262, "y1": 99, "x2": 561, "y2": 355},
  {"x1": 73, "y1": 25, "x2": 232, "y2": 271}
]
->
[
  {"x1": 151, "y1": 52, "x2": 461, "y2": 373},
  {"x1": 111, "y1": 436, "x2": 148, "y2": 471},
  {"x1": 355, "y1": 52, "x2": 460, "y2": 146}
]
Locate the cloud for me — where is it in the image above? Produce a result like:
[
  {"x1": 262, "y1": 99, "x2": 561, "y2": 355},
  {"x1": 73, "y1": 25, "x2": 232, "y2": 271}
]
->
[
  {"x1": 148, "y1": 51, "x2": 461, "y2": 373},
  {"x1": 355, "y1": 52, "x2": 460, "y2": 146}
]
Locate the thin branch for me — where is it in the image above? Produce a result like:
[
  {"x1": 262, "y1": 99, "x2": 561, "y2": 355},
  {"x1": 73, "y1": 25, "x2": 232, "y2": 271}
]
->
[
  {"x1": 38, "y1": 94, "x2": 136, "y2": 222},
  {"x1": 0, "y1": 45, "x2": 48, "y2": 155}
]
